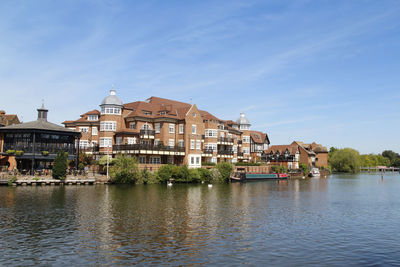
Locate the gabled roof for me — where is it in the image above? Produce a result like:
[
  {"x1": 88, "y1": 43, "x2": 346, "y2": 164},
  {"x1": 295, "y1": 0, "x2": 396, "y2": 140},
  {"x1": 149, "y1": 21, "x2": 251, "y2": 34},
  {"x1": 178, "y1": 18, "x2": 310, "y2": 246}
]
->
[
  {"x1": 266, "y1": 145, "x2": 299, "y2": 155},
  {"x1": 0, "y1": 119, "x2": 78, "y2": 134},
  {"x1": 83, "y1": 109, "x2": 100, "y2": 116},
  {"x1": 0, "y1": 111, "x2": 20, "y2": 126},
  {"x1": 250, "y1": 130, "x2": 270, "y2": 144}
]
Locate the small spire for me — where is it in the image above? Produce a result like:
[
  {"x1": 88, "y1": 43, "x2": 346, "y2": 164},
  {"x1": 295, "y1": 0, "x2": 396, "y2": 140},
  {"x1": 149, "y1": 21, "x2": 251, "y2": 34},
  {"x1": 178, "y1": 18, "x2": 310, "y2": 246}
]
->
[
  {"x1": 41, "y1": 99, "x2": 45, "y2": 108},
  {"x1": 110, "y1": 84, "x2": 116, "y2": 95}
]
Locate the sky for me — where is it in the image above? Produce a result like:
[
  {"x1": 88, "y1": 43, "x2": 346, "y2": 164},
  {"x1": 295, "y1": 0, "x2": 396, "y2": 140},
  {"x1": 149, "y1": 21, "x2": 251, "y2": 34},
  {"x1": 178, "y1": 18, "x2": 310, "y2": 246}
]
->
[{"x1": 0, "y1": 0, "x2": 399, "y2": 154}]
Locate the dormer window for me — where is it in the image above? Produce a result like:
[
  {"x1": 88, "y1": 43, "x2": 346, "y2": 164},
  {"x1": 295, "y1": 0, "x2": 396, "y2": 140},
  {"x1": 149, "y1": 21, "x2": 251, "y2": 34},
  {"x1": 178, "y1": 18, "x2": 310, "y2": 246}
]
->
[
  {"x1": 143, "y1": 110, "x2": 152, "y2": 115},
  {"x1": 160, "y1": 111, "x2": 167, "y2": 115},
  {"x1": 88, "y1": 115, "x2": 98, "y2": 121}
]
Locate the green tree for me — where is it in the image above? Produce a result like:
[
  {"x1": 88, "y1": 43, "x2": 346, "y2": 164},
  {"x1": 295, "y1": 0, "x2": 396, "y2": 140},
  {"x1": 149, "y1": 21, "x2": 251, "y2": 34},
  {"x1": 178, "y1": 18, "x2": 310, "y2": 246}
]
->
[
  {"x1": 198, "y1": 168, "x2": 212, "y2": 182},
  {"x1": 140, "y1": 169, "x2": 158, "y2": 184},
  {"x1": 216, "y1": 162, "x2": 233, "y2": 182},
  {"x1": 382, "y1": 150, "x2": 399, "y2": 162},
  {"x1": 329, "y1": 148, "x2": 360, "y2": 173},
  {"x1": 157, "y1": 164, "x2": 174, "y2": 182},
  {"x1": 53, "y1": 151, "x2": 68, "y2": 180},
  {"x1": 110, "y1": 155, "x2": 140, "y2": 184},
  {"x1": 299, "y1": 163, "x2": 309, "y2": 176}
]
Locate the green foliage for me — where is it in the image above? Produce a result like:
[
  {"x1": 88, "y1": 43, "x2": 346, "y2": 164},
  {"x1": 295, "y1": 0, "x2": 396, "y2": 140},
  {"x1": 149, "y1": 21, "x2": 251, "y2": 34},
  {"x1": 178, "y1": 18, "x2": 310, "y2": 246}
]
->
[
  {"x1": 8, "y1": 176, "x2": 17, "y2": 186},
  {"x1": 78, "y1": 163, "x2": 85, "y2": 170},
  {"x1": 198, "y1": 168, "x2": 212, "y2": 182},
  {"x1": 41, "y1": 151, "x2": 49, "y2": 156},
  {"x1": 382, "y1": 150, "x2": 400, "y2": 167},
  {"x1": 110, "y1": 155, "x2": 140, "y2": 184},
  {"x1": 235, "y1": 162, "x2": 261, "y2": 166},
  {"x1": 172, "y1": 165, "x2": 190, "y2": 182},
  {"x1": 279, "y1": 165, "x2": 287, "y2": 173},
  {"x1": 33, "y1": 177, "x2": 40, "y2": 181},
  {"x1": 359, "y1": 154, "x2": 390, "y2": 167},
  {"x1": 53, "y1": 151, "x2": 68, "y2": 180},
  {"x1": 299, "y1": 163, "x2": 309, "y2": 176},
  {"x1": 392, "y1": 158, "x2": 400, "y2": 167},
  {"x1": 202, "y1": 162, "x2": 216, "y2": 166},
  {"x1": 97, "y1": 155, "x2": 114, "y2": 166},
  {"x1": 79, "y1": 153, "x2": 93, "y2": 166},
  {"x1": 215, "y1": 162, "x2": 233, "y2": 183},
  {"x1": 15, "y1": 150, "x2": 24, "y2": 156},
  {"x1": 270, "y1": 165, "x2": 280, "y2": 173},
  {"x1": 156, "y1": 164, "x2": 174, "y2": 182},
  {"x1": 6, "y1": 150, "x2": 15, "y2": 155},
  {"x1": 141, "y1": 169, "x2": 158, "y2": 184},
  {"x1": 329, "y1": 148, "x2": 360, "y2": 173}
]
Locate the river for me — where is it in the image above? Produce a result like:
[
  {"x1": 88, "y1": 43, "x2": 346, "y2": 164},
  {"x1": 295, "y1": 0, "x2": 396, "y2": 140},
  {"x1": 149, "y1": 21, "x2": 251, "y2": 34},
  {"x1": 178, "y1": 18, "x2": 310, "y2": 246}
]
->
[{"x1": 1, "y1": 173, "x2": 400, "y2": 266}]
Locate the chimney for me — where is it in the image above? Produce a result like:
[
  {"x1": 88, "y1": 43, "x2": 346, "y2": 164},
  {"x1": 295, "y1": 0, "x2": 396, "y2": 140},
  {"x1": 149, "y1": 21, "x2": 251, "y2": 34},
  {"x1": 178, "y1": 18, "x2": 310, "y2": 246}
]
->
[{"x1": 37, "y1": 104, "x2": 48, "y2": 121}]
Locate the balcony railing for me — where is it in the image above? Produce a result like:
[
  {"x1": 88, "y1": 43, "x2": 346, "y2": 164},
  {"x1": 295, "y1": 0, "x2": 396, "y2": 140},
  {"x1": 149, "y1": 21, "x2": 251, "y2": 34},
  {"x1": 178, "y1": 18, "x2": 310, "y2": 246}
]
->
[
  {"x1": 237, "y1": 140, "x2": 242, "y2": 145},
  {"x1": 80, "y1": 145, "x2": 100, "y2": 153},
  {"x1": 113, "y1": 144, "x2": 185, "y2": 153},
  {"x1": 218, "y1": 137, "x2": 234, "y2": 143},
  {"x1": 202, "y1": 149, "x2": 214, "y2": 154},
  {"x1": 237, "y1": 152, "x2": 244, "y2": 157},
  {"x1": 140, "y1": 129, "x2": 155, "y2": 136},
  {"x1": 218, "y1": 150, "x2": 234, "y2": 155}
]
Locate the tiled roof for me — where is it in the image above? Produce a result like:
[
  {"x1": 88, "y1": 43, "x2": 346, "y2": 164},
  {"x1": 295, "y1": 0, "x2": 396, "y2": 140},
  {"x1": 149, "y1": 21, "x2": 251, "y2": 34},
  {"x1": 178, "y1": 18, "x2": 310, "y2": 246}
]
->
[
  {"x1": 250, "y1": 130, "x2": 269, "y2": 144},
  {"x1": 0, "y1": 112, "x2": 20, "y2": 126},
  {"x1": 266, "y1": 145, "x2": 299, "y2": 155},
  {"x1": 83, "y1": 109, "x2": 100, "y2": 115}
]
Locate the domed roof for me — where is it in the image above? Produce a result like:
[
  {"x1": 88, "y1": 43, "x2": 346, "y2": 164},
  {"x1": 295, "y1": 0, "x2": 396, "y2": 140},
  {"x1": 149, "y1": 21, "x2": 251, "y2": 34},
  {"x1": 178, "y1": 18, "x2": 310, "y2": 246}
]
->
[
  {"x1": 101, "y1": 89, "x2": 123, "y2": 106},
  {"x1": 236, "y1": 112, "x2": 250, "y2": 125}
]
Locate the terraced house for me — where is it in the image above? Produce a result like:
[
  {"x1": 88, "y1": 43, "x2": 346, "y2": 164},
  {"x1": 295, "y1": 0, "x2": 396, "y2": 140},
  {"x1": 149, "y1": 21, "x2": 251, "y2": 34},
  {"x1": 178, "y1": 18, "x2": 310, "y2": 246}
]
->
[{"x1": 63, "y1": 89, "x2": 270, "y2": 168}]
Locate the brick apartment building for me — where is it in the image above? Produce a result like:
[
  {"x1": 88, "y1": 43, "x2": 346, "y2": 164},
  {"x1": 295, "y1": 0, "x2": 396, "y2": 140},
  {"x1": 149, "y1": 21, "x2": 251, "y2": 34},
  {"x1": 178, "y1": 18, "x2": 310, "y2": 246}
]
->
[{"x1": 63, "y1": 89, "x2": 270, "y2": 168}]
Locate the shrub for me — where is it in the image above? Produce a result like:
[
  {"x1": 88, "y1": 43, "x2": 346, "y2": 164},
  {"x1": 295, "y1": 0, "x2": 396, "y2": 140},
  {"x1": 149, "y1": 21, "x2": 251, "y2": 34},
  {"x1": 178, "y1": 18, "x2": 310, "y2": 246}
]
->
[
  {"x1": 198, "y1": 168, "x2": 212, "y2": 183},
  {"x1": 156, "y1": 164, "x2": 174, "y2": 183},
  {"x1": 216, "y1": 162, "x2": 233, "y2": 182},
  {"x1": 53, "y1": 151, "x2": 68, "y2": 180},
  {"x1": 6, "y1": 150, "x2": 15, "y2": 155},
  {"x1": 299, "y1": 163, "x2": 309, "y2": 176},
  {"x1": 141, "y1": 169, "x2": 158, "y2": 184},
  {"x1": 8, "y1": 176, "x2": 17, "y2": 186},
  {"x1": 172, "y1": 165, "x2": 190, "y2": 182},
  {"x1": 235, "y1": 162, "x2": 261, "y2": 166},
  {"x1": 202, "y1": 162, "x2": 216, "y2": 166},
  {"x1": 279, "y1": 166, "x2": 287, "y2": 173},
  {"x1": 210, "y1": 168, "x2": 223, "y2": 183},
  {"x1": 329, "y1": 148, "x2": 360, "y2": 173},
  {"x1": 78, "y1": 163, "x2": 85, "y2": 170},
  {"x1": 110, "y1": 155, "x2": 140, "y2": 184},
  {"x1": 42, "y1": 151, "x2": 49, "y2": 156},
  {"x1": 33, "y1": 177, "x2": 40, "y2": 181},
  {"x1": 188, "y1": 168, "x2": 201, "y2": 183},
  {"x1": 270, "y1": 165, "x2": 280, "y2": 173},
  {"x1": 15, "y1": 150, "x2": 24, "y2": 156}
]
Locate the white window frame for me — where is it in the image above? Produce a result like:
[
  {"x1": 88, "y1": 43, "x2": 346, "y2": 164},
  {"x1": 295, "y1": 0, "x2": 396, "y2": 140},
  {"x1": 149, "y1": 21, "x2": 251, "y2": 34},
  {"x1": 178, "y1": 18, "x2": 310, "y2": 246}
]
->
[
  {"x1": 205, "y1": 129, "x2": 218, "y2": 138},
  {"x1": 79, "y1": 127, "x2": 89, "y2": 133},
  {"x1": 92, "y1": 127, "x2": 98, "y2": 136},
  {"x1": 178, "y1": 140, "x2": 184, "y2": 148},
  {"x1": 100, "y1": 121, "x2": 117, "y2": 132},
  {"x1": 100, "y1": 137, "x2": 113, "y2": 148},
  {"x1": 242, "y1": 136, "x2": 250, "y2": 143},
  {"x1": 129, "y1": 122, "x2": 136, "y2": 129},
  {"x1": 179, "y1": 124, "x2": 184, "y2": 134},
  {"x1": 190, "y1": 140, "x2": 195, "y2": 149},
  {"x1": 87, "y1": 115, "x2": 98, "y2": 121},
  {"x1": 192, "y1": 124, "x2": 197, "y2": 134},
  {"x1": 169, "y1": 124, "x2": 175, "y2": 134},
  {"x1": 154, "y1": 139, "x2": 160, "y2": 146},
  {"x1": 196, "y1": 140, "x2": 201, "y2": 150},
  {"x1": 101, "y1": 106, "x2": 121, "y2": 115},
  {"x1": 127, "y1": 137, "x2": 136, "y2": 144},
  {"x1": 155, "y1": 123, "x2": 160, "y2": 133},
  {"x1": 169, "y1": 139, "x2": 174, "y2": 147},
  {"x1": 150, "y1": 156, "x2": 161, "y2": 164},
  {"x1": 79, "y1": 140, "x2": 89, "y2": 148}
]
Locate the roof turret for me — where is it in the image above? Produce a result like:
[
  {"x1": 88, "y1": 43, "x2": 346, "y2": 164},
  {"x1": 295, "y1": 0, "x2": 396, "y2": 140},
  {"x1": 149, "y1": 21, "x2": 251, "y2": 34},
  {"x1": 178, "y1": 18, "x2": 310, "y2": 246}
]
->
[{"x1": 101, "y1": 87, "x2": 123, "y2": 106}]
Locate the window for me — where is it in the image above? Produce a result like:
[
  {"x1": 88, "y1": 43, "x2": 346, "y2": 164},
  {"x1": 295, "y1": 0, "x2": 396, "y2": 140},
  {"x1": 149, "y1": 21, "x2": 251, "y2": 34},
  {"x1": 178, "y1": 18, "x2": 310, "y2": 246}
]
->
[
  {"x1": 88, "y1": 115, "x2": 98, "y2": 121},
  {"x1": 169, "y1": 124, "x2": 175, "y2": 133},
  {"x1": 205, "y1": 143, "x2": 217, "y2": 151},
  {"x1": 91, "y1": 141, "x2": 97, "y2": 147},
  {"x1": 92, "y1": 127, "x2": 98, "y2": 136},
  {"x1": 150, "y1": 157, "x2": 161, "y2": 164},
  {"x1": 154, "y1": 139, "x2": 160, "y2": 146},
  {"x1": 160, "y1": 111, "x2": 167, "y2": 115},
  {"x1": 190, "y1": 140, "x2": 195, "y2": 149},
  {"x1": 129, "y1": 122, "x2": 136, "y2": 129},
  {"x1": 143, "y1": 110, "x2": 152, "y2": 115},
  {"x1": 192, "y1": 125, "x2": 196, "y2": 134},
  {"x1": 100, "y1": 138, "x2": 112, "y2": 148},
  {"x1": 79, "y1": 127, "x2": 89, "y2": 133},
  {"x1": 240, "y1": 125, "x2": 250, "y2": 130},
  {"x1": 233, "y1": 146, "x2": 238, "y2": 152},
  {"x1": 169, "y1": 139, "x2": 174, "y2": 147},
  {"x1": 205, "y1": 129, "x2": 218, "y2": 138},
  {"x1": 191, "y1": 157, "x2": 195, "y2": 164},
  {"x1": 116, "y1": 137, "x2": 122, "y2": 145},
  {"x1": 243, "y1": 147, "x2": 250, "y2": 154},
  {"x1": 242, "y1": 136, "x2": 250, "y2": 143},
  {"x1": 196, "y1": 140, "x2": 201, "y2": 150},
  {"x1": 127, "y1": 137, "x2": 136, "y2": 144},
  {"x1": 139, "y1": 156, "x2": 146, "y2": 164},
  {"x1": 79, "y1": 140, "x2": 89, "y2": 148},
  {"x1": 100, "y1": 121, "x2": 117, "y2": 132},
  {"x1": 179, "y1": 124, "x2": 184, "y2": 134},
  {"x1": 196, "y1": 157, "x2": 200, "y2": 164},
  {"x1": 178, "y1": 140, "x2": 184, "y2": 147},
  {"x1": 101, "y1": 106, "x2": 121, "y2": 115},
  {"x1": 155, "y1": 123, "x2": 160, "y2": 133},
  {"x1": 141, "y1": 123, "x2": 152, "y2": 130}
]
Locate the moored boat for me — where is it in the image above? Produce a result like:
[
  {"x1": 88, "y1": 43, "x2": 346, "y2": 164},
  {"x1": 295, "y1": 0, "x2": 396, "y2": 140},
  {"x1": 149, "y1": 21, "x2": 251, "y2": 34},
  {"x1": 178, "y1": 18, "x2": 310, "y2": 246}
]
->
[
  {"x1": 230, "y1": 171, "x2": 288, "y2": 182},
  {"x1": 309, "y1": 168, "x2": 320, "y2": 177}
]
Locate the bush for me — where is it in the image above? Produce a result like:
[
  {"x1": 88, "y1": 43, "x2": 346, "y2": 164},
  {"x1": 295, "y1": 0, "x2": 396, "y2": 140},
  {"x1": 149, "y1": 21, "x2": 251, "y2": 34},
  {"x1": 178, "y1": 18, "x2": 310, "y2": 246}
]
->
[
  {"x1": 235, "y1": 162, "x2": 261, "y2": 166},
  {"x1": 110, "y1": 155, "x2": 140, "y2": 184},
  {"x1": 141, "y1": 169, "x2": 158, "y2": 184},
  {"x1": 198, "y1": 168, "x2": 212, "y2": 182},
  {"x1": 172, "y1": 165, "x2": 190, "y2": 182},
  {"x1": 188, "y1": 168, "x2": 201, "y2": 183},
  {"x1": 270, "y1": 165, "x2": 280, "y2": 173},
  {"x1": 78, "y1": 163, "x2": 85, "y2": 170},
  {"x1": 53, "y1": 151, "x2": 68, "y2": 180},
  {"x1": 202, "y1": 162, "x2": 216, "y2": 166},
  {"x1": 8, "y1": 176, "x2": 17, "y2": 186},
  {"x1": 42, "y1": 151, "x2": 49, "y2": 156},
  {"x1": 6, "y1": 150, "x2": 15, "y2": 155},
  {"x1": 156, "y1": 164, "x2": 174, "y2": 183},
  {"x1": 15, "y1": 150, "x2": 24, "y2": 156},
  {"x1": 216, "y1": 162, "x2": 233, "y2": 182},
  {"x1": 279, "y1": 165, "x2": 287, "y2": 173},
  {"x1": 299, "y1": 163, "x2": 309, "y2": 176}
]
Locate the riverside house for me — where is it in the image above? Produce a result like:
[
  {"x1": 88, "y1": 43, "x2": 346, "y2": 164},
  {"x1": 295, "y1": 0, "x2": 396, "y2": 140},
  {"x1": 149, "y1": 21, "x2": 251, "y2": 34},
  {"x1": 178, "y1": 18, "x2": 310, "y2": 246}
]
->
[{"x1": 63, "y1": 88, "x2": 270, "y2": 168}]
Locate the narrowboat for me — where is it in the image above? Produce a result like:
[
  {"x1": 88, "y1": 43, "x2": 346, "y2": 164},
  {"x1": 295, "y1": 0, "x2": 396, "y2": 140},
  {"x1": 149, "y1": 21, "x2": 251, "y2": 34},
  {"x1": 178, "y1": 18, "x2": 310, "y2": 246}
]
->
[{"x1": 230, "y1": 171, "x2": 288, "y2": 182}]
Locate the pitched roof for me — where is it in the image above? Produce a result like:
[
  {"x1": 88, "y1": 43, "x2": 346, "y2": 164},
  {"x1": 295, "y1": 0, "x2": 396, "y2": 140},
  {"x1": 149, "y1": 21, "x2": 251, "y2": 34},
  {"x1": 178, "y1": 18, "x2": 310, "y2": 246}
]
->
[
  {"x1": 0, "y1": 111, "x2": 20, "y2": 126},
  {"x1": 250, "y1": 130, "x2": 269, "y2": 144},
  {"x1": 266, "y1": 145, "x2": 299, "y2": 155},
  {"x1": 0, "y1": 119, "x2": 78, "y2": 134}
]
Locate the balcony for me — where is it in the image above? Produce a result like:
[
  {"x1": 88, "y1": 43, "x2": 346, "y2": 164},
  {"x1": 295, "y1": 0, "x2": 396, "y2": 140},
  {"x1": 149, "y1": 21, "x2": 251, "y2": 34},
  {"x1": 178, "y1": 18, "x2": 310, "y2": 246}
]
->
[
  {"x1": 113, "y1": 144, "x2": 185, "y2": 155},
  {"x1": 217, "y1": 137, "x2": 234, "y2": 145},
  {"x1": 237, "y1": 140, "x2": 242, "y2": 145},
  {"x1": 80, "y1": 145, "x2": 100, "y2": 153},
  {"x1": 217, "y1": 150, "x2": 234, "y2": 158},
  {"x1": 202, "y1": 149, "x2": 214, "y2": 156},
  {"x1": 140, "y1": 130, "x2": 155, "y2": 139}
]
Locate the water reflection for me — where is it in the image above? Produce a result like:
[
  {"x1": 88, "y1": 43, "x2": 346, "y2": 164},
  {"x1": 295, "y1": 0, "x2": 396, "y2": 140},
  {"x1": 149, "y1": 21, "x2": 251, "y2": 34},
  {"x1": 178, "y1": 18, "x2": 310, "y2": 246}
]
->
[{"x1": 1, "y1": 173, "x2": 400, "y2": 265}]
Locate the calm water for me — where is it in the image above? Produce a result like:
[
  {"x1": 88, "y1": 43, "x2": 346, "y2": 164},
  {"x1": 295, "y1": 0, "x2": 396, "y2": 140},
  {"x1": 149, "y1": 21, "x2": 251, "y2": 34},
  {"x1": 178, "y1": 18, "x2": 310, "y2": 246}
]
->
[{"x1": 1, "y1": 173, "x2": 400, "y2": 266}]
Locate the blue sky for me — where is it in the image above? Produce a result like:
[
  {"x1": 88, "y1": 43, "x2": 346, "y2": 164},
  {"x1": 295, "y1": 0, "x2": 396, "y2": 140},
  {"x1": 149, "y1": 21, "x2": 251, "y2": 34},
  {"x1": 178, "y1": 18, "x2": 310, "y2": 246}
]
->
[{"x1": 1, "y1": 0, "x2": 399, "y2": 154}]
